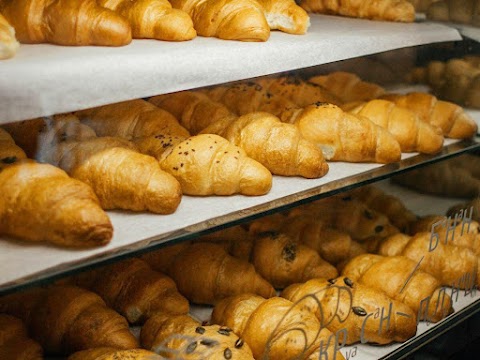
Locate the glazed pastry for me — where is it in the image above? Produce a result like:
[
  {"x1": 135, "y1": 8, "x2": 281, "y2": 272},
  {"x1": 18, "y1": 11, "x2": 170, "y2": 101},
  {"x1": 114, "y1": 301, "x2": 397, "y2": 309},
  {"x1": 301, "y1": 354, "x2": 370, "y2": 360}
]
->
[
  {"x1": 381, "y1": 92, "x2": 478, "y2": 139},
  {"x1": 0, "y1": 285, "x2": 138, "y2": 355},
  {"x1": 0, "y1": 0, "x2": 132, "y2": 46},
  {"x1": 142, "y1": 242, "x2": 276, "y2": 304},
  {"x1": 71, "y1": 258, "x2": 189, "y2": 324},
  {"x1": 0, "y1": 314, "x2": 43, "y2": 360},
  {"x1": 308, "y1": 71, "x2": 386, "y2": 104},
  {"x1": 98, "y1": 0, "x2": 196, "y2": 41},
  {"x1": 298, "y1": 0, "x2": 415, "y2": 22},
  {"x1": 342, "y1": 254, "x2": 454, "y2": 322},
  {"x1": 141, "y1": 312, "x2": 254, "y2": 359},
  {"x1": 343, "y1": 99, "x2": 444, "y2": 154},
  {"x1": 281, "y1": 277, "x2": 417, "y2": 345},
  {"x1": 0, "y1": 12, "x2": 19, "y2": 59},
  {"x1": 169, "y1": 0, "x2": 270, "y2": 41},
  {"x1": 211, "y1": 294, "x2": 345, "y2": 360}
]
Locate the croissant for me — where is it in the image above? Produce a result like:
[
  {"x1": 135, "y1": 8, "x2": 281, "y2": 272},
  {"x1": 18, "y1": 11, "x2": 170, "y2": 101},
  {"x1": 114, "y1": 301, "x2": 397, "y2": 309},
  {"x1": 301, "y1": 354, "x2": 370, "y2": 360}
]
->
[
  {"x1": 0, "y1": 0, "x2": 132, "y2": 46},
  {"x1": 343, "y1": 99, "x2": 444, "y2": 154},
  {"x1": 426, "y1": 0, "x2": 480, "y2": 26},
  {"x1": 378, "y1": 232, "x2": 480, "y2": 289},
  {"x1": 392, "y1": 157, "x2": 480, "y2": 198},
  {"x1": 157, "y1": 134, "x2": 272, "y2": 196},
  {"x1": 448, "y1": 198, "x2": 480, "y2": 223},
  {"x1": 298, "y1": 0, "x2": 416, "y2": 22},
  {"x1": 342, "y1": 254, "x2": 454, "y2": 322},
  {"x1": 211, "y1": 294, "x2": 345, "y2": 360},
  {"x1": 169, "y1": 0, "x2": 270, "y2": 41},
  {"x1": 308, "y1": 71, "x2": 386, "y2": 104},
  {"x1": 291, "y1": 195, "x2": 399, "y2": 241},
  {"x1": 141, "y1": 312, "x2": 254, "y2": 359},
  {"x1": 0, "y1": 12, "x2": 18, "y2": 59},
  {"x1": 256, "y1": 76, "x2": 342, "y2": 107},
  {"x1": 247, "y1": 232, "x2": 338, "y2": 288},
  {"x1": 206, "y1": 83, "x2": 401, "y2": 163},
  {"x1": 0, "y1": 314, "x2": 43, "y2": 360},
  {"x1": 76, "y1": 99, "x2": 190, "y2": 140},
  {"x1": 70, "y1": 257, "x2": 189, "y2": 324},
  {"x1": 407, "y1": 58, "x2": 480, "y2": 109},
  {"x1": 345, "y1": 185, "x2": 418, "y2": 233},
  {"x1": 40, "y1": 136, "x2": 182, "y2": 213},
  {"x1": 142, "y1": 242, "x2": 276, "y2": 304},
  {"x1": 68, "y1": 348, "x2": 163, "y2": 360},
  {"x1": 149, "y1": 91, "x2": 234, "y2": 135},
  {"x1": 200, "y1": 112, "x2": 329, "y2": 178},
  {"x1": 0, "y1": 158, "x2": 112, "y2": 247},
  {"x1": 2, "y1": 113, "x2": 97, "y2": 159},
  {"x1": 281, "y1": 277, "x2": 417, "y2": 345},
  {"x1": 255, "y1": 0, "x2": 310, "y2": 34},
  {"x1": 98, "y1": 0, "x2": 196, "y2": 41},
  {"x1": 0, "y1": 285, "x2": 138, "y2": 355},
  {"x1": 381, "y1": 92, "x2": 478, "y2": 139}
]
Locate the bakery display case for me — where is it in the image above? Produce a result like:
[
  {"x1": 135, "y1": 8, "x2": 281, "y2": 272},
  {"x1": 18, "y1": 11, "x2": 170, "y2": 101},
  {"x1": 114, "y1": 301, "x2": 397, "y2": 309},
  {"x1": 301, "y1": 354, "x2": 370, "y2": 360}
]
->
[{"x1": 1, "y1": 3, "x2": 480, "y2": 359}]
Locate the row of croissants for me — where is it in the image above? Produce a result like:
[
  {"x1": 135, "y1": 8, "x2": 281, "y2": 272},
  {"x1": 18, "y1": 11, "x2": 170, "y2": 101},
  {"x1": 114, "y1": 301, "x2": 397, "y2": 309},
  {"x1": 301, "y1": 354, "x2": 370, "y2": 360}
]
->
[
  {"x1": 1, "y1": 183, "x2": 477, "y2": 359},
  {"x1": 0, "y1": 0, "x2": 425, "y2": 60},
  {"x1": 0, "y1": 71, "x2": 477, "y2": 248}
]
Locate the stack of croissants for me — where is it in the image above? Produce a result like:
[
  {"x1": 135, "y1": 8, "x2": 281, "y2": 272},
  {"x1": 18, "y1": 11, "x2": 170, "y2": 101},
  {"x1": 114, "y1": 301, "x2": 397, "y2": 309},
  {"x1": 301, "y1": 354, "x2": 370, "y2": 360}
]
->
[
  {"x1": 0, "y1": 0, "x2": 423, "y2": 60},
  {"x1": 0, "y1": 71, "x2": 477, "y2": 248},
  {"x1": 2, "y1": 182, "x2": 478, "y2": 359}
]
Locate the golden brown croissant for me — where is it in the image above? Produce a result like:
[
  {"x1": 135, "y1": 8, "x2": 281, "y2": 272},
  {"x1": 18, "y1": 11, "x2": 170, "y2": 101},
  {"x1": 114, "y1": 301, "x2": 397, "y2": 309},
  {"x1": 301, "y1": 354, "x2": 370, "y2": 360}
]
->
[
  {"x1": 200, "y1": 112, "x2": 329, "y2": 178},
  {"x1": 426, "y1": 0, "x2": 480, "y2": 26},
  {"x1": 281, "y1": 277, "x2": 417, "y2": 345},
  {"x1": 291, "y1": 195, "x2": 399, "y2": 241},
  {"x1": 345, "y1": 185, "x2": 418, "y2": 233},
  {"x1": 256, "y1": 76, "x2": 342, "y2": 107},
  {"x1": 342, "y1": 254, "x2": 453, "y2": 322},
  {"x1": 68, "y1": 348, "x2": 163, "y2": 360},
  {"x1": 0, "y1": 0, "x2": 132, "y2": 46},
  {"x1": 141, "y1": 312, "x2": 254, "y2": 359},
  {"x1": 407, "y1": 58, "x2": 480, "y2": 109},
  {"x1": 170, "y1": 0, "x2": 270, "y2": 41},
  {"x1": 40, "y1": 136, "x2": 182, "y2": 213},
  {"x1": 0, "y1": 12, "x2": 18, "y2": 59},
  {"x1": 308, "y1": 71, "x2": 386, "y2": 104},
  {"x1": 76, "y1": 99, "x2": 190, "y2": 140},
  {"x1": 70, "y1": 258, "x2": 189, "y2": 324},
  {"x1": 0, "y1": 314, "x2": 43, "y2": 360},
  {"x1": 206, "y1": 83, "x2": 401, "y2": 163},
  {"x1": 247, "y1": 232, "x2": 338, "y2": 288},
  {"x1": 211, "y1": 294, "x2": 345, "y2": 360},
  {"x1": 0, "y1": 285, "x2": 138, "y2": 355},
  {"x1": 392, "y1": 156, "x2": 480, "y2": 199},
  {"x1": 343, "y1": 99, "x2": 444, "y2": 154},
  {"x1": 151, "y1": 92, "x2": 328, "y2": 178},
  {"x1": 142, "y1": 242, "x2": 276, "y2": 305},
  {"x1": 381, "y1": 92, "x2": 478, "y2": 139},
  {"x1": 149, "y1": 91, "x2": 234, "y2": 135},
  {"x1": 157, "y1": 134, "x2": 272, "y2": 196},
  {"x1": 98, "y1": 0, "x2": 196, "y2": 41},
  {"x1": 0, "y1": 159, "x2": 112, "y2": 247},
  {"x1": 378, "y1": 232, "x2": 480, "y2": 289},
  {"x1": 255, "y1": 0, "x2": 310, "y2": 34},
  {"x1": 298, "y1": 0, "x2": 415, "y2": 22}
]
